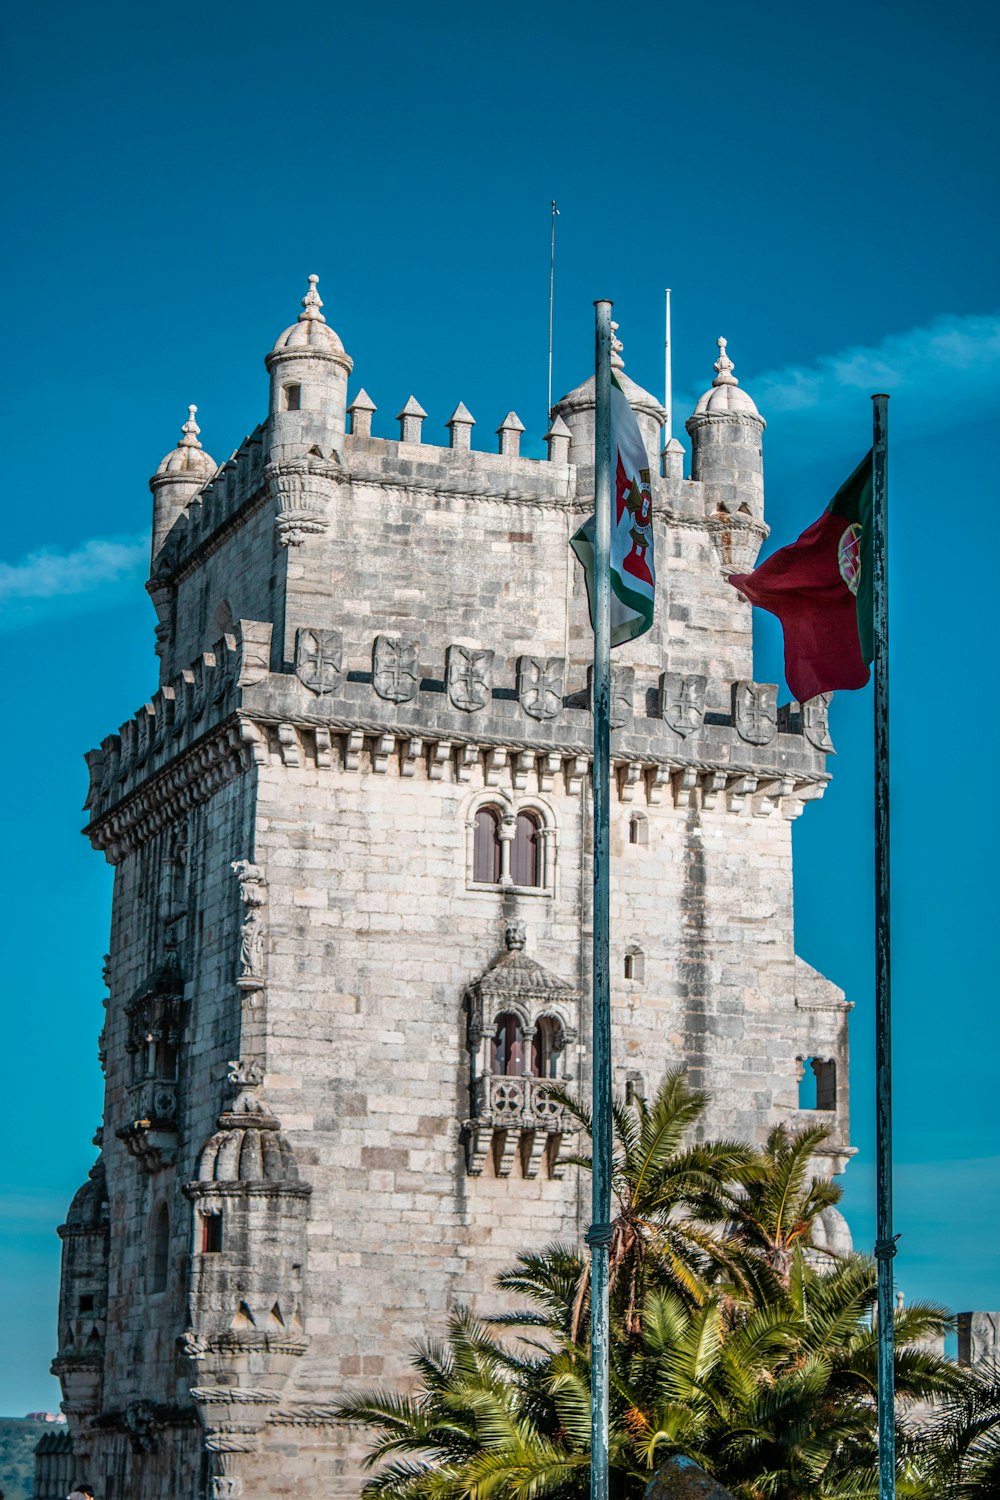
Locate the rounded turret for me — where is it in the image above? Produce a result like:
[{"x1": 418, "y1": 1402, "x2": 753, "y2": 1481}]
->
[
  {"x1": 551, "y1": 323, "x2": 665, "y2": 470},
  {"x1": 685, "y1": 337, "x2": 766, "y2": 520},
  {"x1": 148, "y1": 405, "x2": 216, "y2": 563},
  {"x1": 265, "y1": 274, "x2": 354, "y2": 460}
]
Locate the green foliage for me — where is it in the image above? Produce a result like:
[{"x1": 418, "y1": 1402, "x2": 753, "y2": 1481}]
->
[
  {"x1": 336, "y1": 1075, "x2": 995, "y2": 1500},
  {"x1": 0, "y1": 1417, "x2": 58, "y2": 1500}
]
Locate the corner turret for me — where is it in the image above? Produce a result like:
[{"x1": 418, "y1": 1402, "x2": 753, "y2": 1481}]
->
[
  {"x1": 265, "y1": 274, "x2": 354, "y2": 460},
  {"x1": 148, "y1": 405, "x2": 216, "y2": 564},
  {"x1": 686, "y1": 338, "x2": 768, "y2": 573},
  {"x1": 551, "y1": 321, "x2": 665, "y2": 470}
]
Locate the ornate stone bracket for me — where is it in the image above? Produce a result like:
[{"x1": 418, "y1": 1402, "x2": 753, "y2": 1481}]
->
[{"x1": 267, "y1": 456, "x2": 340, "y2": 547}]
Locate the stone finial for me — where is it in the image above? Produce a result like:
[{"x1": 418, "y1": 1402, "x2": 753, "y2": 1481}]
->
[
  {"x1": 610, "y1": 320, "x2": 625, "y2": 371},
  {"x1": 505, "y1": 921, "x2": 526, "y2": 952},
  {"x1": 299, "y1": 273, "x2": 326, "y2": 323},
  {"x1": 661, "y1": 435, "x2": 685, "y2": 480},
  {"x1": 712, "y1": 336, "x2": 738, "y2": 387},
  {"x1": 397, "y1": 396, "x2": 427, "y2": 444},
  {"x1": 446, "y1": 402, "x2": 476, "y2": 451},
  {"x1": 179, "y1": 404, "x2": 203, "y2": 448},
  {"x1": 496, "y1": 411, "x2": 525, "y2": 457},
  {"x1": 545, "y1": 414, "x2": 572, "y2": 464},
  {"x1": 348, "y1": 389, "x2": 377, "y2": 438}
]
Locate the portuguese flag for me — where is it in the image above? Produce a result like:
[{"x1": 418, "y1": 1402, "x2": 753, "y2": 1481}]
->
[
  {"x1": 729, "y1": 451, "x2": 874, "y2": 703},
  {"x1": 571, "y1": 375, "x2": 655, "y2": 647}
]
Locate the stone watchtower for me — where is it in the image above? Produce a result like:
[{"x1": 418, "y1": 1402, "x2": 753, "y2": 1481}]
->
[{"x1": 50, "y1": 278, "x2": 854, "y2": 1498}]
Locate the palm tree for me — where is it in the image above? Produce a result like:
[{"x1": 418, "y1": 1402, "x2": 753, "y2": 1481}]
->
[
  {"x1": 720, "y1": 1123, "x2": 843, "y2": 1285},
  {"x1": 549, "y1": 1069, "x2": 756, "y2": 1330}
]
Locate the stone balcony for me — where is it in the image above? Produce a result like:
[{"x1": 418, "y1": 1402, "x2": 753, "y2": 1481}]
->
[{"x1": 464, "y1": 1074, "x2": 576, "y2": 1180}]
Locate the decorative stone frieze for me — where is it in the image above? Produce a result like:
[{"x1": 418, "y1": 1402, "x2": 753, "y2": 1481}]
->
[{"x1": 266, "y1": 455, "x2": 340, "y2": 546}]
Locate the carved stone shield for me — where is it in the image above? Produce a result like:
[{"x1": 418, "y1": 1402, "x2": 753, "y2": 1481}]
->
[
  {"x1": 733, "y1": 682, "x2": 777, "y2": 745},
  {"x1": 447, "y1": 645, "x2": 494, "y2": 712},
  {"x1": 801, "y1": 692, "x2": 835, "y2": 752},
  {"x1": 588, "y1": 665, "x2": 634, "y2": 728},
  {"x1": 295, "y1": 628, "x2": 343, "y2": 695},
  {"x1": 373, "y1": 634, "x2": 420, "y2": 703},
  {"x1": 517, "y1": 655, "x2": 564, "y2": 720},
  {"x1": 659, "y1": 673, "x2": 706, "y2": 737}
]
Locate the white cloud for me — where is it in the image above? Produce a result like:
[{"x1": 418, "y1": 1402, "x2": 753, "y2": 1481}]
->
[
  {"x1": 0, "y1": 534, "x2": 148, "y2": 602},
  {"x1": 677, "y1": 311, "x2": 1000, "y2": 469}
]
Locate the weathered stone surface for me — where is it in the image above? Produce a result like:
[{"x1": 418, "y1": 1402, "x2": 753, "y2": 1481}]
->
[{"x1": 49, "y1": 286, "x2": 857, "y2": 1499}]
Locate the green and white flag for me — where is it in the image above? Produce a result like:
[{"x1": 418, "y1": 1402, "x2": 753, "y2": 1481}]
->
[{"x1": 570, "y1": 376, "x2": 655, "y2": 646}]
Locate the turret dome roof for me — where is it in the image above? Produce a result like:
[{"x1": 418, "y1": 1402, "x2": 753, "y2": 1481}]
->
[
  {"x1": 692, "y1": 338, "x2": 762, "y2": 419},
  {"x1": 270, "y1": 273, "x2": 349, "y2": 358},
  {"x1": 554, "y1": 323, "x2": 666, "y2": 423},
  {"x1": 153, "y1": 406, "x2": 217, "y2": 481},
  {"x1": 196, "y1": 1090, "x2": 301, "y2": 1183}
]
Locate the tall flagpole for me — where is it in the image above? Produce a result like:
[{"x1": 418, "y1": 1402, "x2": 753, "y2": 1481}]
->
[
  {"x1": 547, "y1": 201, "x2": 560, "y2": 420},
  {"x1": 872, "y1": 392, "x2": 896, "y2": 1500},
  {"x1": 588, "y1": 299, "x2": 613, "y2": 1500}
]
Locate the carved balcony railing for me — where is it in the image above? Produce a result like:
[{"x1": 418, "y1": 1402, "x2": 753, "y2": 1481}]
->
[
  {"x1": 464, "y1": 1075, "x2": 575, "y2": 1179},
  {"x1": 117, "y1": 1077, "x2": 179, "y2": 1172}
]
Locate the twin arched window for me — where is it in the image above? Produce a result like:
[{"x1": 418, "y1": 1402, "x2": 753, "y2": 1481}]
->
[
  {"x1": 473, "y1": 807, "x2": 541, "y2": 887},
  {"x1": 489, "y1": 1013, "x2": 561, "y2": 1078}
]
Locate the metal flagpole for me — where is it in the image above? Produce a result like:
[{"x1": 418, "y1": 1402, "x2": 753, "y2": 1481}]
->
[
  {"x1": 547, "y1": 201, "x2": 560, "y2": 421},
  {"x1": 663, "y1": 289, "x2": 672, "y2": 443},
  {"x1": 588, "y1": 299, "x2": 614, "y2": 1500},
  {"x1": 871, "y1": 392, "x2": 896, "y2": 1500}
]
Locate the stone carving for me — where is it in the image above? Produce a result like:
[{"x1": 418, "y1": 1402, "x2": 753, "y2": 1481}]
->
[
  {"x1": 659, "y1": 673, "x2": 707, "y2": 737},
  {"x1": 801, "y1": 692, "x2": 835, "y2": 752},
  {"x1": 588, "y1": 665, "x2": 634, "y2": 727},
  {"x1": 179, "y1": 1329, "x2": 210, "y2": 1359},
  {"x1": 228, "y1": 1058, "x2": 264, "y2": 1087},
  {"x1": 123, "y1": 1398, "x2": 159, "y2": 1453},
  {"x1": 517, "y1": 655, "x2": 564, "y2": 720},
  {"x1": 294, "y1": 628, "x2": 343, "y2": 695},
  {"x1": 373, "y1": 634, "x2": 420, "y2": 703},
  {"x1": 733, "y1": 682, "x2": 777, "y2": 745},
  {"x1": 237, "y1": 620, "x2": 273, "y2": 686},
  {"x1": 232, "y1": 861, "x2": 267, "y2": 991},
  {"x1": 267, "y1": 457, "x2": 338, "y2": 547},
  {"x1": 447, "y1": 645, "x2": 494, "y2": 712}
]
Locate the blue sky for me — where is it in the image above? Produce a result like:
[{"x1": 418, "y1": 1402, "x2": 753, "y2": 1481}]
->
[{"x1": 1, "y1": 0, "x2": 997, "y2": 1415}]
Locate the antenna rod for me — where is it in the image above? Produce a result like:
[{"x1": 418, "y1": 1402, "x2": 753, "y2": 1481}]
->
[
  {"x1": 548, "y1": 200, "x2": 560, "y2": 422},
  {"x1": 664, "y1": 288, "x2": 672, "y2": 443}
]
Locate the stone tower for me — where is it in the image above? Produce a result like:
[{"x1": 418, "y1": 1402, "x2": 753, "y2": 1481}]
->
[{"x1": 50, "y1": 278, "x2": 854, "y2": 1498}]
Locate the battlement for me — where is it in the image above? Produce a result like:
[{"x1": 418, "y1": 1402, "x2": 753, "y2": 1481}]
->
[{"x1": 83, "y1": 620, "x2": 832, "y2": 861}]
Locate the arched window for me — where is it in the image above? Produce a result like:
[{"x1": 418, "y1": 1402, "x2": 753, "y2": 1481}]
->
[
  {"x1": 531, "y1": 1016, "x2": 561, "y2": 1079},
  {"x1": 512, "y1": 811, "x2": 541, "y2": 888},
  {"x1": 490, "y1": 1012, "x2": 524, "y2": 1076},
  {"x1": 473, "y1": 806, "x2": 502, "y2": 883},
  {"x1": 150, "y1": 1204, "x2": 170, "y2": 1293},
  {"x1": 624, "y1": 947, "x2": 645, "y2": 982},
  {"x1": 628, "y1": 813, "x2": 648, "y2": 846}
]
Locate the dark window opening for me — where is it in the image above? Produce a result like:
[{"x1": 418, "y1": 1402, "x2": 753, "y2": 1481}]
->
[
  {"x1": 201, "y1": 1211, "x2": 223, "y2": 1254},
  {"x1": 512, "y1": 811, "x2": 540, "y2": 887},
  {"x1": 79, "y1": 1293, "x2": 95, "y2": 1313},
  {"x1": 624, "y1": 948, "x2": 644, "y2": 981},
  {"x1": 628, "y1": 814, "x2": 648, "y2": 846},
  {"x1": 473, "y1": 807, "x2": 501, "y2": 883},
  {"x1": 799, "y1": 1057, "x2": 837, "y2": 1111},
  {"x1": 150, "y1": 1204, "x2": 170, "y2": 1292},
  {"x1": 531, "y1": 1016, "x2": 561, "y2": 1079},
  {"x1": 284, "y1": 383, "x2": 301, "y2": 411},
  {"x1": 490, "y1": 1012, "x2": 525, "y2": 1076}
]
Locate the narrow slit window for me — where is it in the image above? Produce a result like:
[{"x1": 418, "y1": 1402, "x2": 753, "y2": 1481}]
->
[
  {"x1": 531, "y1": 1016, "x2": 561, "y2": 1079},
  {"x1": 201, "y1": 1211, "x2": 223, "y2": 1254},
  {"x1": 284, "y1": 384, "x2": 301, "y2": 412}
]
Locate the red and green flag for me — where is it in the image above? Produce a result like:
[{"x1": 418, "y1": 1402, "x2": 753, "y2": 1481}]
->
[
  {"x1": 729, "y1": 450, "x2": 874, "y2": 703},
  {"x1": 571, "y1": 375, "x2": 655, "y2": 646}
]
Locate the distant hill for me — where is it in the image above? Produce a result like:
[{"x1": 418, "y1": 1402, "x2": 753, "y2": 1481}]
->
[{"x1": 0, "y1": 1417, "x2": 62, "y2": 1500}]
